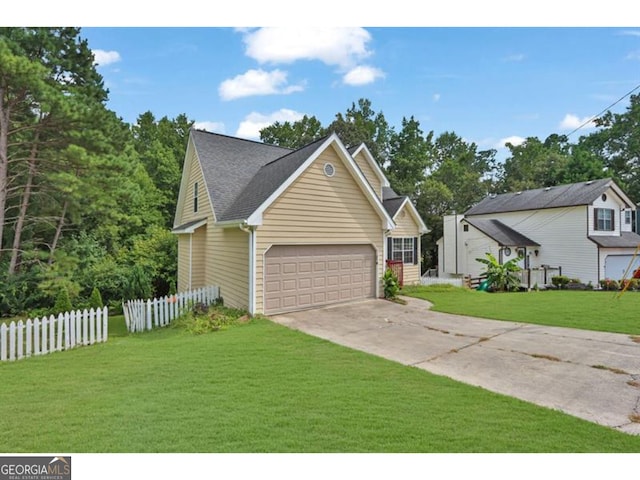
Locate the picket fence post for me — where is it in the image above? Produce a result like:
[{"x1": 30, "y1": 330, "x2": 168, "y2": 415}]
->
[
  {"x1": 17, "y1": 320, "x2": 24, "y2": 360},
  {"x1": 26, "y1": 319, "x2": 32, "y2": 357},
  {"x1": 0, "y1": 323, "x2": 7, "y2": 361}
]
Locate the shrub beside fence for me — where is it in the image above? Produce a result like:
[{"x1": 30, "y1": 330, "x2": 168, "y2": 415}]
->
[
  {"x1": 122, "y1": 285, "x2": 220, "y2": 333},
  {"x1": 0, "y1": 307, "x2": 109, "y2": 363}
]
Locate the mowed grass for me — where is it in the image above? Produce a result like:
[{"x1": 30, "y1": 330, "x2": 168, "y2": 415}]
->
[
  {"x1": 1, "y1": 317, "x2": 640, "y2": 453},
  {"x1": 401, "y1": 285, "x2": 640, "y2": 335}
]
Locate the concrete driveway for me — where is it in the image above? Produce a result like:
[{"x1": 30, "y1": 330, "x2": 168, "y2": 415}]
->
[{"x1": 271, "y1": 296, "x2": 640, "y2": 435}]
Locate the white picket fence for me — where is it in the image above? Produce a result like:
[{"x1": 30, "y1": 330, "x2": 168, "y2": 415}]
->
[
  {"x1": 122, "y1": 285, "x2": 220, "y2": 333},
  {"x1": 0, "y1": 307, "x2": 109, "y2": 363},
  {"x1": 421, "y1": 276, "x2": 465, "y2": 287}
]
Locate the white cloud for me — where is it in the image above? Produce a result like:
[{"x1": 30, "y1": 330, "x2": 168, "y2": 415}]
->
[
  {"x1": 496, "y1": 136, "x2": 526, "y2": 149},
  {"x1": 194, "y1": 121, "x2": 226, "y2": 133},
  {"x1": 626, "y1": 50, "x2": 640, "y2": 60},
  {"x1": 433, "y1": 93, "x2": 441, "y2": 102},
  {"x1": 242, "y1": 27, "x2": 372, "y2": 69},
  {"x1": 504, "y1": 53, "x2": 525, "y2": 62},
  {"x1": 235, "y1": 109, "x2": 305, "y2": 140},
  {"x1": 559, "y1": 114, "x2": 596, "y2": 130},
  {"x1": 342, "y1": 65, "x2": 385, "y2": 86},
  {"x1": 93, "y1": 49, "x2": 121, "y2": 66},
  {"x1": 219, "y1": 69, "x2": 305, "y2": 101}
]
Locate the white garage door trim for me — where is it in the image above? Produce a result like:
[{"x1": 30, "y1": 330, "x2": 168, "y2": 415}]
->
[{"x1": 264, "y1": 244, "x2": 376, "y2": 315}]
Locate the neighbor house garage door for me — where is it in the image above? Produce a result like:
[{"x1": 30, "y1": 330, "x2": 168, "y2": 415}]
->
[
  {"x1": 605, "y1": 255, "x2": 640, "y2": 280},
  {"x1": 264, "y1": 244, "x2": 376, "y2": 314}
]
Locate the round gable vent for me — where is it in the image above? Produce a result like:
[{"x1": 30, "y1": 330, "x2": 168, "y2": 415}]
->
[{"x1": 323, "y1": 163, "x2": 335, "y2": 177}]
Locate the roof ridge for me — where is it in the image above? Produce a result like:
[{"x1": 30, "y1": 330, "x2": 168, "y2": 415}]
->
[
  {"x1": 191, "y1": 128, "x2": 294, "y2": 152},
  {"x1": 261, "y1": 134, "x2": 331, "y2": 167}
]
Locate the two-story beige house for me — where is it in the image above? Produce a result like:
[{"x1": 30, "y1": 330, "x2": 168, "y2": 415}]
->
[{"x1": 172, "y1": 129, "x2": 428, "y2": 315}]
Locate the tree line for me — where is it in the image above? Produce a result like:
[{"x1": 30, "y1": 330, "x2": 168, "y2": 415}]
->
[
  {"x1": 0, "y1": 28, "x2": 189, "y2": 315},
  {"x1": 260, "y1": 96, "x2": 640, "y2": 268},
  {"x1": 1, "y1": 27, "x2": 638, "y2": 316}
]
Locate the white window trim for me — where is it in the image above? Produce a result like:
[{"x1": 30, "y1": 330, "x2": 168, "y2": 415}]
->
[{"x1": 391, "y1": 237, "x2": 415, "y2": 265}]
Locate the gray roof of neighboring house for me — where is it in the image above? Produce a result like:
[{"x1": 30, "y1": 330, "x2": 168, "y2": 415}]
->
[
  {"x1": 191, "y1": 129, "x2": 293, "y2": 221},
  {"x1": 382, "y1": 187, "x2": 405, "y2": 218},
  {"x1": 219, "y1": 136, "x2": 329, "y2": 221},
  {"x1": 465, "y1": 178, "x2": 617, "y2": 216},
  {"x1": 588, "y1": 232, "x2": 640, "y2": 248},
  {"x1": 464, "y1": 218, "x2": 540, "y2": 246}
]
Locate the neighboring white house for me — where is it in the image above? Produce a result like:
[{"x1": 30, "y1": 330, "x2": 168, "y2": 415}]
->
[{"x1": 437, "y1": 178, "x2": 640, "y2": 286}]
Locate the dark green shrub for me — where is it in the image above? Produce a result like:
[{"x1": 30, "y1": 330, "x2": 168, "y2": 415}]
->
[
  {"x1": 53, "y1": 288, "x2": 73, "y2": 314},
  {"x1": 599, "y1": 279, "x2": 619, "y2": 291},
  {"x1": 89, "y1": 287, "x2": 104, "y2": 309},
  {"x1": 383, "y1": 268, "x2": 400, "y2": 299},
  {"x1": 551, "y1": 275, "x2": 570, "y2": 289}
]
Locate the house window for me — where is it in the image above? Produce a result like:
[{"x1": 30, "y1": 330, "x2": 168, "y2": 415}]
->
[
  {"x1": 463, "y1": 224, "x2": 469, "y2": 232},
  {"x1": 625, "y1": 210, "x2": 632, "y2": 225},
  {"x1": 594, "y1": 208, "x2": 614, "y2": 231},
  {"x1": 391, "y1": 237, "x2": 416, "y2": 264},
  {"x1": 193, "y1": 182, "x2": 199, "y2": 213}
]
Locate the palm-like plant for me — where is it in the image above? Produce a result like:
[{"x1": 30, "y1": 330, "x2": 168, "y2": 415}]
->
[{"x1": 475, "y1": 252, "x2": 522, "y2": 292}]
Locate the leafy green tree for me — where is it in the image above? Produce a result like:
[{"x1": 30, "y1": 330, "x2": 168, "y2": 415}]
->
[
  {"x1": 326, "y1": 98, "x2": 393, "y2": 167},
  {"x1": 260, "y1": 114, "x2": 325, "y2": 149},
  {"x1": 132, "y1": 111, "x2": 193, "y2": 224},
  {"x1": 578, "y1": 94, "x2": 640, "y2": 200},
  {"x1": 53, "y1": 287, "x2": 73, "y2": 313},
  {"x1": 386, "y1": 116, "x2": 433, "y2": 199},
  {"x1": 88, "y1": 287, "x2": 103, "y2": 309}
]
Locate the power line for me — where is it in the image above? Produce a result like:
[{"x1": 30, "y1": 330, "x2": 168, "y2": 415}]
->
[{"x1": 566, "y1": 82, "x2": 640, "y2": 138}]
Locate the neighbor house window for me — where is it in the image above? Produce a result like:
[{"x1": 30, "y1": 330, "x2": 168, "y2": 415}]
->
[
  {"x1": 390, "y1": 237, "x2": 417, "y2": 264},
  {"x1": 625, "y1": 210, "x2": 632, "y2": 225},
  {"x1": 594, "y1": 208, "x2": 614, "y2": 231},
  {"x1": 193, "y1": 182, "x2": 199, "y2": 213}
]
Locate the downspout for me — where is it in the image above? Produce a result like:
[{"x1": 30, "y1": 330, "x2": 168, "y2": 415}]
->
[
  {"x1": 454, "y1": 213, "x2": 458, "y2": 275},
  {"x1": 239, "y1": 223, "x2": 256, "y2": 315}
]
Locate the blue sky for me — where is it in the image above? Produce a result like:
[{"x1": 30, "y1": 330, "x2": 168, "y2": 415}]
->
[
  {"x1": 6, "y1": 3, "x2": 640, "y2": 162},
  {"x1": 78, "y1": 25, "x2": 640, "y2": 160}
]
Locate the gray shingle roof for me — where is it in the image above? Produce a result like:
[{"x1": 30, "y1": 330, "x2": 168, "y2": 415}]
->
[
  {"x1": 464, "y1": 218, "x2": 540, "y2": 246},
  {"x1": 191, "y1": 130, "x2": 292, "y2": 221},
  {"x1": 588, "y1": 232, "x2": 640, "y2": 248},
  {"x1": 465, "y1": 178, "x2": 615, "y2": 216},
  {"x1": 219, "y1": 136, "x2": 329, "y2": 221},
  {"x1": 381, "y1": 187, "x2": 405, "y2": 218}
]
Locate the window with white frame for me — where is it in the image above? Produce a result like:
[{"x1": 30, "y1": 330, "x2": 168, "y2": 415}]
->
[
  {"x1": 193, "y1": 181, "x2": 199, "y2": 213},
  {"x1": 391, "y1": 237, "x2": 415, "y2": 264},
  {"x1": 625, "y1": 210, "x2": 632, "y2": 225},
  {"x1": 594, "y1": 208, "x2": 614, "y2": 231}
]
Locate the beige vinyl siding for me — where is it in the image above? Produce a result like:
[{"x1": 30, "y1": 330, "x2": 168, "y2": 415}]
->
[
  {"x1": 178, "y1": 150, "x2": 212, "y2": 226},
  {"x1": 206, "y1": 226, "x2": 249, "y2": 310},
  {"x1": 353, "y1": 151, "x2": 383, "y2": 199},
  {"x1": 177, "y1": 235, "x2": 191, "y2": 292},
  {"x1": 255, "y1": 146, "x2": 385, "y2": 314},
  {"x1": 191, "y1": 226, "x2": 207, "y2": 288},
  {"x1": 390, "y1": 205, "x2": 421, "y2": 284}
]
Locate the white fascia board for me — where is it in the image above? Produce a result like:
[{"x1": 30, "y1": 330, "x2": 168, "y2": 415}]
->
[
  {"x1": 608, "y1": 181, "x2": 635, "y2": 209},
  {"x1": 392, "y1": 197, "x2": 430, "y2": 234},
  {"x1": 171, "y1": 218, "x2": 208, "y2": 234},
  {"x1": 173, "y1": 131, "x2": 218, "y2": 228},
  {"x1": 246, "y1": 133, "x2": 395, "y2": 230},
  {"x1": 173, "y1": 133, "x2": 194, "y2": 228},
  {"x1": 351, "y1": 143, "x2": 390, "y2": 187}
]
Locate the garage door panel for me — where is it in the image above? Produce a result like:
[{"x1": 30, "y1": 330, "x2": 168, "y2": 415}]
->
[{"x1": 265, "y1": 244, "x2": 376, "y2": 314}]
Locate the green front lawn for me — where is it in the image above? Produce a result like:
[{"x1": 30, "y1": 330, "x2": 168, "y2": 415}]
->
[
  {"x1": 1, "y1": 317, "x2": 639, "y2": 452},
  {"x1": 401, "y1": 284, "x2": 640, "y2": 335}
]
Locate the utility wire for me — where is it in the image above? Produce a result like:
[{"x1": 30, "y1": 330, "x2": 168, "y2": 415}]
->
[{"x1": 566, "y1": 82, "x2": 640, "y2": 138}]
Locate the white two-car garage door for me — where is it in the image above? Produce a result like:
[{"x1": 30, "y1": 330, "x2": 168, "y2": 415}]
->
[
  {"x1": 605, "y1": 255, "x2": 640, "y2": 280},
  {"x1": 264, "y1": 244, "x2": 376, "y2": 314}
]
